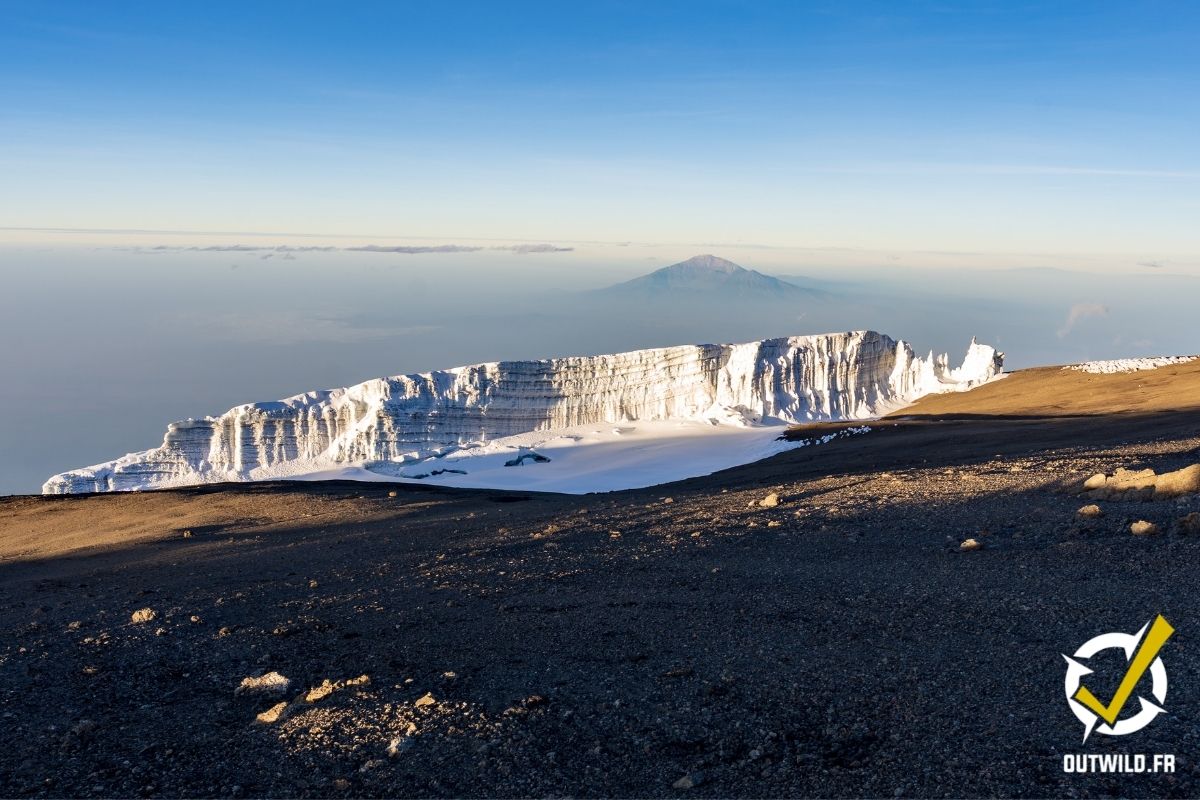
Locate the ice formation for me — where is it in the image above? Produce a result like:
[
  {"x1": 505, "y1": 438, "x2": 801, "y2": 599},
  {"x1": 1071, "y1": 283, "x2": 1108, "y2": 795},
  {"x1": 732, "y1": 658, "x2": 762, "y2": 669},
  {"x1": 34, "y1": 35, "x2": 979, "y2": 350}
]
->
[
  {"x1": 43, "y1": 331, "x2": 1002, "y2": 494},
  {"x1": 1066, "y1": 356, "x2": 1197, "y2": 375}
]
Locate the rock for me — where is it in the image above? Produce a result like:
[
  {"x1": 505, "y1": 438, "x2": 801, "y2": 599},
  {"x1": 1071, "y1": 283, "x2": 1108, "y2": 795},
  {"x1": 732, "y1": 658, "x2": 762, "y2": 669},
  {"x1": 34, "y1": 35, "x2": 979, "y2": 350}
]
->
[
  {"x1": 235, "y1": 671, "x2": 291, "y2": 698},
  {"x1": 1130, "y1": 520, "x2": 1160, "y2": 536},
  {"x1": 1078, "y1": 464, "x2": 1200, "y2": 501},
  {"x1": 958, "y1": 538, "x2": 983, "y2": 552},
  {"x1": 1076, "y1": 504, "x2": 1104, "y2": 519},
  {"x1": 1178, "y1": 512, "x2": 1200, "y2": 535},
  {"x1": 358, "y1": 759, "x2": 385, "y2": 773},
  {"x1": 673, "y1": 771, "x2": 704, "y2": 789},
  {"x1": 1153, "y1": 464, "x2": 1200, "y2": 499},
  {"x1": 387, "y1": 490, "x2": 398, "y2": 498},
  {"x1": 130, "y1": 608, "x2": 156, "y2": 624},
  {"x1": 67, "y1": 620, "x2": 82, "y2": 630},
  {"x1": 255, "y1": 702, "x2": 293, "y2": 725},
  {"x1": 306, "y1": 680, "x2": 336, "y2": 703},
  {"x1": 505, "y1": 452, "x2": 552, "y2": 467},
  {"x1": 767, "y1": 520, "x2": 782, "y2": 528},
  {"x1": 307, "y1": 674, "x2": 370, "y2": 703},
  {"x1": 386, "y1": 736, "x2": 414, "y2": 758},
  {"x1": 662, "y1": 497, "x2": 675, "y2": 504},
  {"x1": 333, "y1": 779, "x2": 350, "y2": 790},
  {"x1": 414, "y1": 692, "x2": 436, "y2": 708},
  {"x1": 759, "y1": 493, "x2": 780, "y2": 508}
]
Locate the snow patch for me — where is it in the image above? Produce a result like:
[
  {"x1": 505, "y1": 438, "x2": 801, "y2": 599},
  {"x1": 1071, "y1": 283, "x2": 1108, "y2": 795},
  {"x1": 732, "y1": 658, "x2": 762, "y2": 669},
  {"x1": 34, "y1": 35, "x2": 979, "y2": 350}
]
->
[{"x1": 1066, "y1": 356, "x2": 1197, "y2": 374}]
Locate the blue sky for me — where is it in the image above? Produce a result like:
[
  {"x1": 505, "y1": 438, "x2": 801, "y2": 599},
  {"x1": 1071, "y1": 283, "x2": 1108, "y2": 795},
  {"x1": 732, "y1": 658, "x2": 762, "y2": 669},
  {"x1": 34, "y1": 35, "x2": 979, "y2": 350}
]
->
[
  {"x1": 3, "y1": 2, "x2": 1200, "y2": 493},
  {"x1": 2, "y1": 1, "x2": 1199, "y2": 260}
]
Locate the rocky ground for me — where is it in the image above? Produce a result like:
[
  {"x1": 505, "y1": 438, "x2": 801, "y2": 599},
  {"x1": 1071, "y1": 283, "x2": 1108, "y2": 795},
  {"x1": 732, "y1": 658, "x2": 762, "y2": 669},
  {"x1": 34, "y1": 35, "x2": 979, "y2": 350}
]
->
[{"x1": 3, "y1": 407, "x2": 1200, "y2": 797}]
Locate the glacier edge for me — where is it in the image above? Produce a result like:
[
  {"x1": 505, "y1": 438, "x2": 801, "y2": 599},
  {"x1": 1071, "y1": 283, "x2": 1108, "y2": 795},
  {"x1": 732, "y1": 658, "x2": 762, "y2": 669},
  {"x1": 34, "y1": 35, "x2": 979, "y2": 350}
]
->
[{"x1": 43, "y1": 331, "x2": 1003, "y2": 494}]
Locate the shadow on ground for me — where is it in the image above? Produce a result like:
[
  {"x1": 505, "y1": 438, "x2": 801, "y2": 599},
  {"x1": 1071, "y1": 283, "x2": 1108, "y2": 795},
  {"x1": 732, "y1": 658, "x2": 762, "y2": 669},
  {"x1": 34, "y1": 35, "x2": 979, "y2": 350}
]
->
[{"x1": 2, "y1": 412, "x2": 1200, "y2": 797}]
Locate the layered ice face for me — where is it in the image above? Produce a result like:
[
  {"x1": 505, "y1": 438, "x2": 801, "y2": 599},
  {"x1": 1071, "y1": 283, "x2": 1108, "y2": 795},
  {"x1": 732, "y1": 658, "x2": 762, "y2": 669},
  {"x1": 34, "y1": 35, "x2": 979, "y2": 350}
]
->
[{"x1": 43, "y1": 331, "x2": 1002, "y2": 494}]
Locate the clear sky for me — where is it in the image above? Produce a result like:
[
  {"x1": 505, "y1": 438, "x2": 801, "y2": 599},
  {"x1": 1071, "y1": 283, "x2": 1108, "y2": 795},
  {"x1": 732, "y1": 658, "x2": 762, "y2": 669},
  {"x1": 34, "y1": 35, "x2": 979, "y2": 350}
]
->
[
  {"x1": 3, "y1": 1, "x2": 1200, "y2": 494},
  {"x1": 2, "y1": 1, "x2": 1198, "y2": 262}
]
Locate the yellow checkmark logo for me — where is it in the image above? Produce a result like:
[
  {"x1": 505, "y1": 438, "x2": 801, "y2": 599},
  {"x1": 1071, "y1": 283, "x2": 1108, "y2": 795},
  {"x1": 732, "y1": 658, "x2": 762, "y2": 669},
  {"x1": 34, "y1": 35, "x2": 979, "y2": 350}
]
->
[{"x1": 1072, "y1": 614, "x2": 1174, "y2": 726}]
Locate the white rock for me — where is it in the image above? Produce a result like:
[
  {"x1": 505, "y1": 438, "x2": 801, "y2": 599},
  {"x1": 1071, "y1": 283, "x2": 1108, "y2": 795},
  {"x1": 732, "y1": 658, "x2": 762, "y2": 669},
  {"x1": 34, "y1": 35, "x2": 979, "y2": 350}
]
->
[{"x1": 235, "y1": 671, "x2": 291, "y2": 697}]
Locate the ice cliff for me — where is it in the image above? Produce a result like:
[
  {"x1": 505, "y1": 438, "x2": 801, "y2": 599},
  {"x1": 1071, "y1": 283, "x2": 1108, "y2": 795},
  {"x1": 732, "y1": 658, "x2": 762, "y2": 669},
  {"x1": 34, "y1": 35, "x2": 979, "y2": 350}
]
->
[{"x1": 43, "y1": 331, "x2": 1002, "y2": 494}]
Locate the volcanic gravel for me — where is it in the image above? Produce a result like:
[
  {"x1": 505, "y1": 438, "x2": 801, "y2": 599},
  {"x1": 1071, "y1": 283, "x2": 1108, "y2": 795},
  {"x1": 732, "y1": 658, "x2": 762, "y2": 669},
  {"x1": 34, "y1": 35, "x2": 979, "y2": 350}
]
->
[{"x1": 3, "y1": 413, "x2": 1200, "y2": 797}]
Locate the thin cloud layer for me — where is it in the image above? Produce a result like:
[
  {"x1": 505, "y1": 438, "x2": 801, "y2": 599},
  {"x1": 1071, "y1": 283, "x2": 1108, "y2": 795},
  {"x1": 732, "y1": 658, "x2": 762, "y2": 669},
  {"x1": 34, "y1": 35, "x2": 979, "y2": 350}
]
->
[
  {"x1": 1057, "y1": 302, "x2": 1109, "y2": 338},
  {"x1": 347, "y1": 244, "x2": 483, "y2": 254},
  {"x1": 129, "y1": 242, "x2": 574, "y2": 255}
]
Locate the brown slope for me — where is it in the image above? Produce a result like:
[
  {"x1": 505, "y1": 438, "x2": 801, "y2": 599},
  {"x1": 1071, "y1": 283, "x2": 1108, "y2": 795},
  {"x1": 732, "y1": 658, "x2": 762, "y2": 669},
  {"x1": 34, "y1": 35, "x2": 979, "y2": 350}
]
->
[{"x1": 892, "y1": 359, "x2": 1200, "y2": 418}]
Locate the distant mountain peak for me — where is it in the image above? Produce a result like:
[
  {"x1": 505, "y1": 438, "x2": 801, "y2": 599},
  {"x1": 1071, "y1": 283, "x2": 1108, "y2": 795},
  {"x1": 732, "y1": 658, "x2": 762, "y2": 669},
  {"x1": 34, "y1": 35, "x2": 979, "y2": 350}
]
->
[
  {"x1": 672, "y1": 254, "x2": 744, "y2": 274},
  {"x1": 597, "y1": 254, "x2": 813, "y2": 299}
]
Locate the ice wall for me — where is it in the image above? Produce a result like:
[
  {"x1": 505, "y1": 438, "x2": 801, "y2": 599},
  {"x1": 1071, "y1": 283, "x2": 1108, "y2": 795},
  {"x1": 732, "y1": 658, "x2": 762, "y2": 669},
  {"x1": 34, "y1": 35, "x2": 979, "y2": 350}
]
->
[{"x1": 43, "y1": 331, "x2": 1002, "y2": 494}]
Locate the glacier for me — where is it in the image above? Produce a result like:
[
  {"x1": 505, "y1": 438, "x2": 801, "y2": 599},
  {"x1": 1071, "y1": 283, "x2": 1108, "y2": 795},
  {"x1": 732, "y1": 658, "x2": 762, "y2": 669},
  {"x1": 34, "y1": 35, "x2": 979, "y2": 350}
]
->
[{"x1": 43, "y1": 331, "x2": 1002, "y2": 494}]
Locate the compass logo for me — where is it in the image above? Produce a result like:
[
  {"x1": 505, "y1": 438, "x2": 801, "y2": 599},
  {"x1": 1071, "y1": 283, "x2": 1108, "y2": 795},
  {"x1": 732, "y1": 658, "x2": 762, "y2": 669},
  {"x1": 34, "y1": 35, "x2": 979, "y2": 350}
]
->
[{"x1": 1063, "y1": 615, "x2": 1174, "y2": 743}]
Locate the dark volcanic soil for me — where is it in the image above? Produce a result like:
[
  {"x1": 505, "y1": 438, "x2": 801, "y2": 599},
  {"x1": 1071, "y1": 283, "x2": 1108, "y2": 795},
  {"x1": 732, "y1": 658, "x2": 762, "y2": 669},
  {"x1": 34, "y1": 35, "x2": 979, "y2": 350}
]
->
[{"x1": 3, "y1": 411, "x2": 1200, "y2": 798}]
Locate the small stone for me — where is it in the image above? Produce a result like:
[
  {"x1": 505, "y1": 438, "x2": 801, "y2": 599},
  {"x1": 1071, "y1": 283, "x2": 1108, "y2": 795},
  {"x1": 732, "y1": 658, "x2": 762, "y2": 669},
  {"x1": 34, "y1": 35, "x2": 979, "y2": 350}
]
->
[
  {"x1": 255, "y1": 702, "x2": 292, "y2": 725},
  {"x1": 306, "y1": 680, "x2": 336, "y2": 703},
  {"x1": 190, "y1": 615, "x2": 202, "y2": 624},
  {"x1": 387, "y1": 491, "x2": 398, "y2": 498},
  {"x1": 1131, "y1": 520, "x2": 1160, "y2": 536},
  {"x1": 958, "y1": 538, "x2": 983, "y2": 552},
  {"x1": 1076, "y1": 504, "x2": 1104, "y2": 519},
  {"x1": 1082, "y1": 473, "x2": 1108, "y2": 491},
  {"x1": 130, "y1": 608, "x2": 156, "y2": 625},
  {"x1": 359, "y1": 759, "x2": 385, "y2": 773},
  {"x1": 67, "y1": 621, "x2": 82, "y2": 631},
  {"x1": 414, "y1": 692, "x2": 436, "y2": 708},
  {"x1": 759, "y1": 493, "x2": 780, "y2": 508},
  {"x1": 235, "y1": 671, "x2": 291, "y2": 698},
  {"x1": 308, "y1": 580, "x2": 319, "y2": 589},
  {"x1": 386, "y1": 736, "x2": 414, "y2": 757},
  {"x1": 662, "y1": 497, "x2": 675, "y2": 504},
  {"x1": 181, "y1": 529, "x2": 192, "y2": 538},
  {"x1": 333, "y1": 779, "x2": 350, "y2": 790},
  {"x1": 218, "y1": 626, "x2": 234, "y2": 637},
  {"x1": 673, "y1": 771, "x2": 704, "y2": 789},
  {"x1": 767, "y1": 520, "x2": 782, "y2": 528}
]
